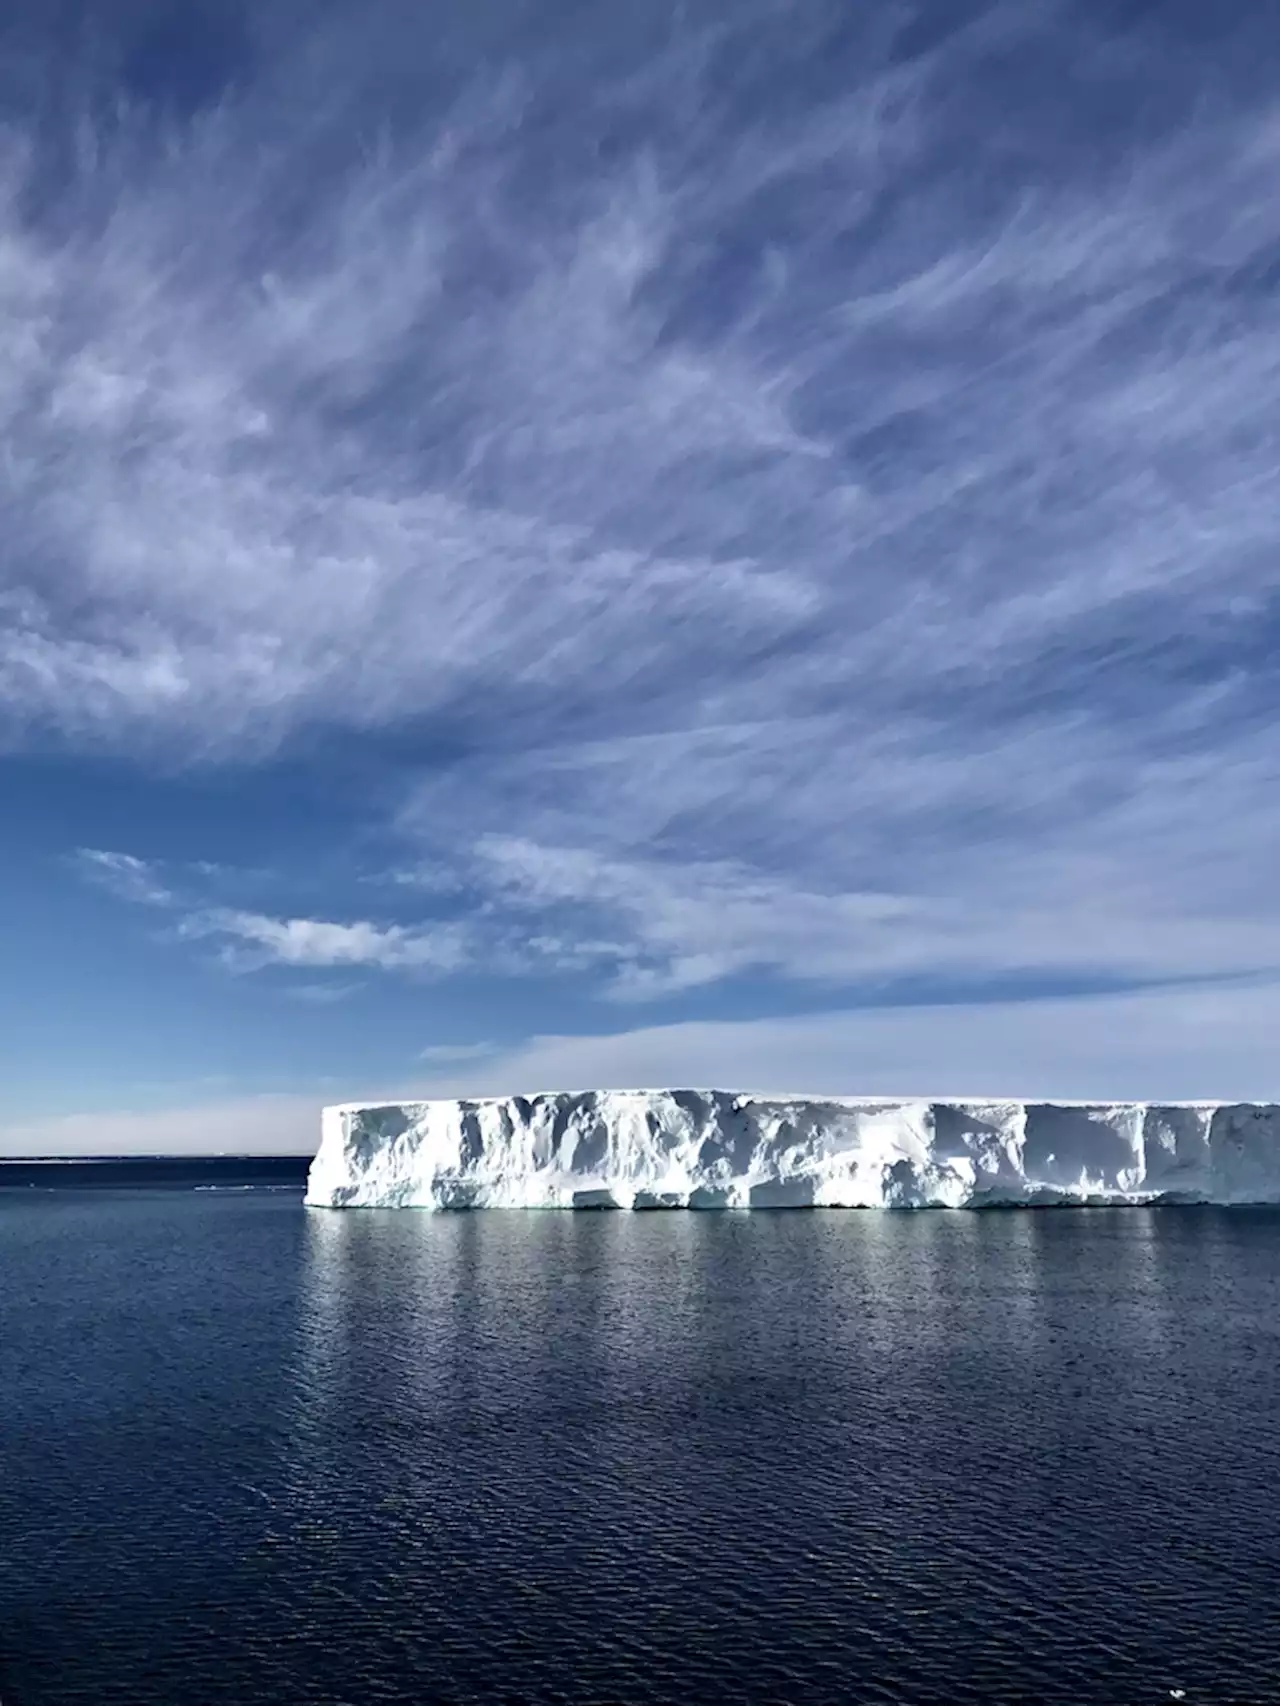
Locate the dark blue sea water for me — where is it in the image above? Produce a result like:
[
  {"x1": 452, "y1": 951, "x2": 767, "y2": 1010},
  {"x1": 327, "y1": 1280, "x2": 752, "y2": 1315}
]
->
[{"x1": 3, "y1": 1179, "x2": 1279, "y2": 1705}]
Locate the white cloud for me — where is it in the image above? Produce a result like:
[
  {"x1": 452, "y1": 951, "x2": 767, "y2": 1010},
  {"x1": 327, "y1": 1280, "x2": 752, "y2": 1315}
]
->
[
  {"x1": 418, "y1": 1040, "x2": 498, "y2": 1063},
  {"x1": 390, "y1": 714, "x2": 1280, "y2": 997},
  {"x1": 4, "y1": 10, "x2": 1278, "y2": 761},
  {"x1": 73, "y1": 848, "x2": 174, "y2": 908},
  {"x1": 13, "y1": 5, "x2": 1280, "y2": 1020},
  {"x1": 281, "y1": 981, "x2": 364, "y2": 1004},
  {"x1": 181, "y1": 909, "x2": 471, "y2": 974},
  {"x1": 67, "y1": 855, "x2": 466, "y2": 977},
  {"x1": 413, "y1": 981, "x2": 1280, "y2": 1106},
  {"x1": 0, "y1": 91, "x2": 818, "y2": 755}
]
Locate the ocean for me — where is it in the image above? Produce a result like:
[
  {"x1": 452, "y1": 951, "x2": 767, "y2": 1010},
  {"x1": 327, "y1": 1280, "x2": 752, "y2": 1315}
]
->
[{"x1": 2, "y1": 1170, "x2": 1278, "y2": 1704}]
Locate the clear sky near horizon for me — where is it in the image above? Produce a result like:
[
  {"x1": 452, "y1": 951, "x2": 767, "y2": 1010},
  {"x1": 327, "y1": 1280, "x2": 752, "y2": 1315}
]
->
[{"x1": 4, "y1": 0, "x2": 1280, "y2": 1154}]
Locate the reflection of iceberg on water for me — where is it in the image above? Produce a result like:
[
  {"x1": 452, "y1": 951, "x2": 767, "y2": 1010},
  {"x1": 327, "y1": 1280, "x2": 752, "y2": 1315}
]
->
[{"x1": 304, "y1": 1091, "x2": 1280, "y2": 1209}]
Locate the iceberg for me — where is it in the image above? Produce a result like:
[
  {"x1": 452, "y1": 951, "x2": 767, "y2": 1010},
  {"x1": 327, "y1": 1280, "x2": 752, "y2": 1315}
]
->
[{"x1": 304, "y1": 1091, "x2": 1280, "y2": 1209}]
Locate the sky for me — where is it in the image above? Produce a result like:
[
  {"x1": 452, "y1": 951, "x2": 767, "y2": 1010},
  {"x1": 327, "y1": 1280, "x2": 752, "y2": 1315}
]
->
[{"x1": 4, "y1": 0, "x2": 1280, "y2": 1154}]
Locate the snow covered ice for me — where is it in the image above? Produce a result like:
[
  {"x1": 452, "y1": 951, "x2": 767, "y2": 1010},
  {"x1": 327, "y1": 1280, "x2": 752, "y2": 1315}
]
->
[{"x1": 304, "y1": 1091, "x2": 1280, "y2": 1208}]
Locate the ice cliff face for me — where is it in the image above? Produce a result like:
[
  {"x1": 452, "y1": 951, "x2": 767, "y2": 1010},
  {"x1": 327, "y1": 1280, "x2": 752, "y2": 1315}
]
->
[{"x1": 304, "y1": 1092, "x2": 1280, "y2": 1209}]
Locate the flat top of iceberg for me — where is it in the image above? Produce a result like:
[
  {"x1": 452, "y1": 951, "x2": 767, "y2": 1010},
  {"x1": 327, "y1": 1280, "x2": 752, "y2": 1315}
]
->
[{"x1": 324, "y1": 1089, "x2": 1235, "y2": 1115}]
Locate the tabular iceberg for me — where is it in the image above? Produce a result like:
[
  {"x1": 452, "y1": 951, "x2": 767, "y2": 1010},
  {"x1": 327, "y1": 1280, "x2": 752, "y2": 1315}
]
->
[{"x1": 304, "y1": 1091, "x2": 1280, "y2": 1209}]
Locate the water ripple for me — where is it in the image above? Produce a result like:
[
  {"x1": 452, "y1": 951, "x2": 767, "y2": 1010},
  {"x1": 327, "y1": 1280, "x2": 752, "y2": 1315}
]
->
[{"x1": 2, "y1": 1198, "x2": 1279, "y2": 1703}]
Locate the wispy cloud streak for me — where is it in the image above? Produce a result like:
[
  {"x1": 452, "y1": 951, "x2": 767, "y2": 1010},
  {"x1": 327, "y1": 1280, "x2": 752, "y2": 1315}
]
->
[
  {"x1": 73, "y1": 848, "x2": 174, "y2": 908},
  {"x1": 19, "y1": 1, "x2": 1280, "y2": 1010}
]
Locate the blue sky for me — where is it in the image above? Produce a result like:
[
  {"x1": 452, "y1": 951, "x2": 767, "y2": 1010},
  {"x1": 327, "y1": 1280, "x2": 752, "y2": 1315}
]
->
[{"x1": 4, "y1": 0, "x2": 1280, "y2": 1153}]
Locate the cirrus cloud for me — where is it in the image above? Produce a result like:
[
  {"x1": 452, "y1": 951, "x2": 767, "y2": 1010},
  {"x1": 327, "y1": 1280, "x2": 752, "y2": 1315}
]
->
[{"x1": 22, "y1": 0, "x2": 1280, "y2": 1033}]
